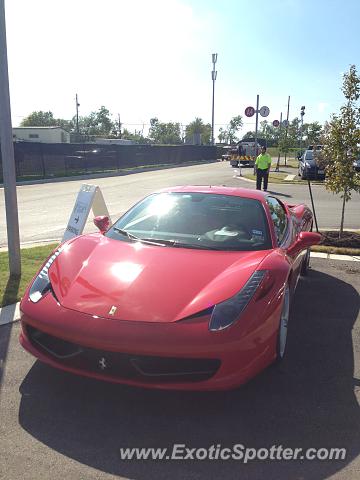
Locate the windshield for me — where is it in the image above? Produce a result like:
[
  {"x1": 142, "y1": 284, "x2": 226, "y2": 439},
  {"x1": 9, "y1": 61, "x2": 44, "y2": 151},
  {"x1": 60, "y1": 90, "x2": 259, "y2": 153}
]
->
[
  {"x1": 305, "y1": 151, "x2": 314, "y2": 161},
  {"x1": 106, "y1": 192, "x2": 272, "y2": 251}
]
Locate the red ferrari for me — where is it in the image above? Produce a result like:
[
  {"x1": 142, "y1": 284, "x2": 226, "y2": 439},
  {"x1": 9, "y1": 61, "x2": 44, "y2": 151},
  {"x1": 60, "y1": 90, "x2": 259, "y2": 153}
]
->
[{"x1": 20, "y1": 186, "x2": 321, "y2": 391}]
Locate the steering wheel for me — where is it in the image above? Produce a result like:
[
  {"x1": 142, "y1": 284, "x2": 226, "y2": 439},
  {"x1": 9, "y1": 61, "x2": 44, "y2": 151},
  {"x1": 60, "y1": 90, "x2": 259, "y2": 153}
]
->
[{"x1": 224, "y1": 224, "x2": 253, "y2": 240}]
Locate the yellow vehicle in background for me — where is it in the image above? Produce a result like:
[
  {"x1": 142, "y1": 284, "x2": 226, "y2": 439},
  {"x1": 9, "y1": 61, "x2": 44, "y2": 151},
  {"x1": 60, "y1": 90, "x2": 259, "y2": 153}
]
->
[{"x1": 227, "y1": 141, "x2": 261, "y2": 168}]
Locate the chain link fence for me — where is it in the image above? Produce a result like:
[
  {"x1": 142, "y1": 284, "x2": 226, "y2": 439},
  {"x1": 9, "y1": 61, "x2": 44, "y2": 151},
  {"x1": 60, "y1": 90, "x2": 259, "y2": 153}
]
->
[{"x1": 0, "y1": 143, "x2": 217, "y2": 182}]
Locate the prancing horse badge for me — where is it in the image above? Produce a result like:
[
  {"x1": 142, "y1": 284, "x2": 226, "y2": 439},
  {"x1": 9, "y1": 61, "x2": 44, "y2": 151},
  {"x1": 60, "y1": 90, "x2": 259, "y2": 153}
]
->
[{"x1": 108, "y1": 306, "x2": 117, "y2": 315}]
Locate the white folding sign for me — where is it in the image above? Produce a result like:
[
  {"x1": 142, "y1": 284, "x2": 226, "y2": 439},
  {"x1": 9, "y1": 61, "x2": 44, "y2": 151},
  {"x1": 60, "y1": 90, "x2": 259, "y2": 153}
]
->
[{"x1": 62, "y1": 184, "x2": 111, "y2": 241}]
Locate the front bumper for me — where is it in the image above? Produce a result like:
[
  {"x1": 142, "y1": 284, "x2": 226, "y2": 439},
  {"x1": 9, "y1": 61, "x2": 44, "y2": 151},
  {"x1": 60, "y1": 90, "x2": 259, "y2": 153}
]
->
[
  {"x1": 302, "y1": 167, "x2": 325, "y2": 180},
  {"x1": 20, "y1": 292, "x2": 280, "y2": 391}
]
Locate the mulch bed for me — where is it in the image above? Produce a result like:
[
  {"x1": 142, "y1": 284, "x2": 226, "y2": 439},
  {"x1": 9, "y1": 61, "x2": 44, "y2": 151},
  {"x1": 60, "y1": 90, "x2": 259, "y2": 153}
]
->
[{"x1": 319, "y1": 231, "x2": 360, "y2": 249}]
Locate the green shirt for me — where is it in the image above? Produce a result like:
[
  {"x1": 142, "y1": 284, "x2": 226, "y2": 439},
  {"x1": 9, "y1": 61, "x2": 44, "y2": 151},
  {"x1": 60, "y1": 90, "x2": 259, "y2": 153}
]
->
[{"x1": 255, "y1": 153, "x2": 272, "y2": 170}]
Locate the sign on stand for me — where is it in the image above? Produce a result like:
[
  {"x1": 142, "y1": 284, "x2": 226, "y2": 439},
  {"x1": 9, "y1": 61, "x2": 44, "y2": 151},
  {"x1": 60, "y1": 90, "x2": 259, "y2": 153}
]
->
[{"x1": 62, "y1": 184, "x2": 111, "y2": 241}]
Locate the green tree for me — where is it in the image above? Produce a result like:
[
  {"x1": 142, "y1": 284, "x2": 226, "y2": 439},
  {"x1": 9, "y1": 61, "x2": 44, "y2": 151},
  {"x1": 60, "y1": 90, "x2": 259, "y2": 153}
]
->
[
  {"x1": 304, "y1": 121, "x2": 323, "y2": 145},
  {"x1": 218, "y1": 115, "x2": 243, "y2": 144},
  {"x1": 287, "y1": 117, "x2": 301, "y2": 148},
  {"x1": 75, "y1": 106, "x2": 115, "y2": 136},
  {"x1": 122, "y1": 128, "x2": 149, "y2": 144},
  {"x1": 148, "y1": 117, "x2": 182, "y2": 144},
  {"x1": 21, "y1": 110, "x2": 73, "y2": 131},
  {"x1": 260, "y1": 120, "x2": 278, "y2": 147},
  {"x1": 218, "y1": 127, "x2": 229, "y2": 144},
  {"x1": 185, "y1": 117, "x2": 211, "y2": 144},
  {"x1": 242, "y1": 130, "x2": 256, "y2": 141},
  {"x1": 321, "y1": 65, "x2": 360, "y2": 236}
]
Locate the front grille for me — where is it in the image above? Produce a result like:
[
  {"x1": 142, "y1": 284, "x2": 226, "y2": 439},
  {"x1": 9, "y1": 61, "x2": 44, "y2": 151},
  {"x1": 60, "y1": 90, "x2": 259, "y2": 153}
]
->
[{"x1": 26, "y1": 325, "x2": 220, "y2": 383}]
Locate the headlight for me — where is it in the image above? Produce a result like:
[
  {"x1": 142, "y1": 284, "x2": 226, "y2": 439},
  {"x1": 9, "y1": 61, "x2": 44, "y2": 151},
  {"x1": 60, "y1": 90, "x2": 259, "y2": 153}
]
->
[
  {"x1": 209, "y1": 270, "x2": 267, "y2": 331},
  {"x1": 29, "y1": 245, "x2": 64, "y2": 302}
]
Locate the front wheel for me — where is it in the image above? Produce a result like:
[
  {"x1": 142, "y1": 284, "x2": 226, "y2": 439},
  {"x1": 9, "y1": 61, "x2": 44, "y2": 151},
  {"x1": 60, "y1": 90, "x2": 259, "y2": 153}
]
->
[
  {"x1": 276, "y1": 284, "x2": 290, "y2": 361},
  {"x1": 301, "y1": 249, "x2": 310, "y2": 276}
]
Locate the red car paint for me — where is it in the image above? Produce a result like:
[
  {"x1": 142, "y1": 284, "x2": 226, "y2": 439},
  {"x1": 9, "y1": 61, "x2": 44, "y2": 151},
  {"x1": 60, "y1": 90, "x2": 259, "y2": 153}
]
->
[{"x1": 20, "y1": 186, "x2": 320, "y2": 391}]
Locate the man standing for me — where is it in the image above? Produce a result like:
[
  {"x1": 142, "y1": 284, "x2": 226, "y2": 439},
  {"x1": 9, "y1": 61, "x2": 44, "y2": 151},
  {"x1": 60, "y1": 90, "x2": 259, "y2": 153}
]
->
[{"x1": 255, "y1": 146, "x2": 272, "y2": 191}]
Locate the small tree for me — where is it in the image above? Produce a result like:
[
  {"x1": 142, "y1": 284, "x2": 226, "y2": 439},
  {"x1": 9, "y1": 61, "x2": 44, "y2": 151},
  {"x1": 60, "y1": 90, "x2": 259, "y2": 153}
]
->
[
  {"x1": 75, "y1": 106, "x2": 115, "y2": 137},
  {"x1": 185, "y1": 117, "x2": 211, "y2": 144},
  {"x1": 148, "y1": 118, "x2": 182, "y2": 144},
  {"x1": 218, "y1": 115, "x2": 243, "y2": 144},
  {"x1": 21, "y1": 110, "x2": 73, "y2": 131},
  {"x1": 304, "y1": 121, "x2": 323, "y2": 145},
  {"x1": 321, "y1": 65, "x2": 360, "y2": 237}
]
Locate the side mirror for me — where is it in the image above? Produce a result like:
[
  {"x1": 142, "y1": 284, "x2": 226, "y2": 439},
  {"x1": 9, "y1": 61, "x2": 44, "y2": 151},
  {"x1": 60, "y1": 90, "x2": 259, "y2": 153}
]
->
[
  {"x1": 288, "y1": 231, "x2": 321, "y2": 256},
  {"x1": 93, "y1": 215, "x2": 110, "y2": 234}
]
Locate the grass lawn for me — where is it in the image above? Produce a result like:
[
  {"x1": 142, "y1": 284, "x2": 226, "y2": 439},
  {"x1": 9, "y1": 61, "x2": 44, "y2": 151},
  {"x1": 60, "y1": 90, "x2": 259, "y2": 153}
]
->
[
  {"x1": 311, "y1": 245, "x2": 360, "y2": 255},
  {"x1": 242, "y1": 172, "x2": 307, "y2": 184},
  {"x1": 272, "y1": 159, "x2": 299, "y2": 168},
  {"x1": 242, "y1": 171, "x2": 324, "y2": 185},
  {"x1": 0, "y1": 243, "x2": 58, "y2": 307},
  {"x1": 267, "y1": 147, "x2": 300, "y2": 158}
]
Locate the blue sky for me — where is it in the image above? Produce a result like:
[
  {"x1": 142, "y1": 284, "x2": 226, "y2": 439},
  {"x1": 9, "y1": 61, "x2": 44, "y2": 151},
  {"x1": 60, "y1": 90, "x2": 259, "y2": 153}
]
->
[{"x1": 5, "y1": 0, "x2": 359, "y2": 137}]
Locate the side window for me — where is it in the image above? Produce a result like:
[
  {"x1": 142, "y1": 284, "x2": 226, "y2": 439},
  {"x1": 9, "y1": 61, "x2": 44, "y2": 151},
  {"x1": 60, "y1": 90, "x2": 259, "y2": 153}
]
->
[{"x1": 266, "y1": 197, "x2": 288, "y2": 245}]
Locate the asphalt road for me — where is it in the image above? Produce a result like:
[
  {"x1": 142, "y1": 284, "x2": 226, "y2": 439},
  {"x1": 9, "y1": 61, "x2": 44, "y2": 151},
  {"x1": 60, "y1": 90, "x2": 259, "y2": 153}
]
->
[
  {"x1": 1, "y1": 258, "x2": 360, "y2": 479},
  {"x1": 0, "y1": 162, "x2": 359, "y2": 247}
]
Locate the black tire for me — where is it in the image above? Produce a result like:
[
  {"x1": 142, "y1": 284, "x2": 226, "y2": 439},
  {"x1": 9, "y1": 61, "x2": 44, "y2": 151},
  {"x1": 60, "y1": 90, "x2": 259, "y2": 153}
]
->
[
  {"x1": 301, "y1": 248, "x2": 310, "y2": 276},
  {"x1": 276, "y1": 284, "x2": 290, "y2": 362}
]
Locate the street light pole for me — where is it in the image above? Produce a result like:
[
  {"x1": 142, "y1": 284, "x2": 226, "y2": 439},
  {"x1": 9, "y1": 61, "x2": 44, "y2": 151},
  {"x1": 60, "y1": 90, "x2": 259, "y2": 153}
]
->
[
  {"x1": 75, "y1": 93, "x2": 80, "y2": 134},
  {"x1": 211, "y1": 53, "x2": 217, "y2": 146},
  {"x1": 0, "y1": 0, "x2": 21, "y2": 276},
  {"x1": 284, "y1": 95, "x2": 290, "y2": 166},
  {"x1": 253, "y1": 94, "x2": 259, "y2": 174},
  {"x1": 300, "y1": 105, "x2": 305, "y2": 153}
]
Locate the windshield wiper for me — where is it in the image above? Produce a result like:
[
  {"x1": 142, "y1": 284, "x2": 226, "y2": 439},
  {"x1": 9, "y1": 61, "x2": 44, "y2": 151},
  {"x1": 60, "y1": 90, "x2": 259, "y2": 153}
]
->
[
  {"x1": 113, "y1": 227, "x2": 141, "y2": 242},
  {"x1": 140, "y1": 238, "x2": 224, "y2": 250},
  {"x1": 172, "y1": 242, "x2": 222, "y2": 250},
  {"x1": 113, "y1": 231, "x2": 222, "y2": 250},
  {"x1": 140, "y1": 237, "x2": 177, "y2": 246}
]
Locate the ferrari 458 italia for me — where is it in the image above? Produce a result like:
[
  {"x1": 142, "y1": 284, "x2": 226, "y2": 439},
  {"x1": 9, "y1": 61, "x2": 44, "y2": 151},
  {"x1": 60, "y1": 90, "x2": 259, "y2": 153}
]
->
[{"x1": 20, "y1": 186, "x2": 321, "y2": 390}]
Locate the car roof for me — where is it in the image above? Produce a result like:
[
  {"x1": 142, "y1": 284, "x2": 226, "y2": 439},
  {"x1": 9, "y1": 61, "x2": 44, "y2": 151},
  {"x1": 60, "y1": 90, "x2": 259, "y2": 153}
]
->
[{"x1": 155, "y1": 185, "x2": 269, "y2": 202}]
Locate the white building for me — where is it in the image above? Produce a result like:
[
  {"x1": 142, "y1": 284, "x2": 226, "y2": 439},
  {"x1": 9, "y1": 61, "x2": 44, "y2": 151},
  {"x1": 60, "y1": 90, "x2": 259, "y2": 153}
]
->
[
  {"x1": 13, "y1": 126, "x2": 70, "y2": 143},
  {"x1": 93, "y1": 137, "x2": 135, "y2": 145}
]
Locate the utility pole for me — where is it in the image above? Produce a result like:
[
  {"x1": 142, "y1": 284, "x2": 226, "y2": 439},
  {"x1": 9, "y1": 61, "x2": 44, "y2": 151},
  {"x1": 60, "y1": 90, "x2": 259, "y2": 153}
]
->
[
  {"x1": 0, "y1": 0, "x2": 21, "y2": 275},
  {"x1": 275, "y1": 112, "x2": 283, "y2": 172},
  {"x1": 211, "y1": 53, "x2": 218, "y2": 145},
  {"x1": 75, "y1": 93, "x2": 80, "y2": 133},
  {"x1": 118, "y1": 113, "x2": 122, "y2": 138},
  {"x1": 284, "y1": 95, "x2": 290, "y2": 166},
  {"x1": 253, "y1": 95, "x2": 259, "y2": 174}
]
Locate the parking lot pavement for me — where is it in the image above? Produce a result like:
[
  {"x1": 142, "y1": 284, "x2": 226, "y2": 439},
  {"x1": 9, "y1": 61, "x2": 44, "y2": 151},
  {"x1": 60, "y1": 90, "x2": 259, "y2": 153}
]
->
[{"x1": 1, "y1": 258, "x2": 360, "y2": 480}]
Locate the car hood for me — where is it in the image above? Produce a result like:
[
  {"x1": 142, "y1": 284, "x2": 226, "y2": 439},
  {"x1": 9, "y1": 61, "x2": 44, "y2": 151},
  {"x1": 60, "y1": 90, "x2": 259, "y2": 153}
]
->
[{"x1": 48, "y1": 234, "x2": 270, "y2": 323}]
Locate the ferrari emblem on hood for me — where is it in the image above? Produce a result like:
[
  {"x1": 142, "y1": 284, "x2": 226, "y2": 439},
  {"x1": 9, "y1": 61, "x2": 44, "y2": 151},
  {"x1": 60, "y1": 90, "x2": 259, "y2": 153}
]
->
[
  {"x1": 99, "y1": 357, "x2": 107, "y2": 370},
  {"x1": 108, "y1": 306, "x2": 117, "y2": 315}
]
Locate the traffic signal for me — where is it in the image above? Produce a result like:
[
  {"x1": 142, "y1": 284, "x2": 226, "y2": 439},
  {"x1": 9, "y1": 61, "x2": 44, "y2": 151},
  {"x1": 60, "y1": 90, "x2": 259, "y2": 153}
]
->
[{"x1": 300, "y1": 106, "x2": 305, "y2": 116}]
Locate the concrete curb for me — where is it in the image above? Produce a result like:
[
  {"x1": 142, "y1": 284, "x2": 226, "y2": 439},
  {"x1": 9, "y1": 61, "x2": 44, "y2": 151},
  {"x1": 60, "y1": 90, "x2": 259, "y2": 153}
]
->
[
  {"x1": 1, "y1": 252, "x2": 359, "y2": 327},
  {"x1": 0, "y1": 160, "x2": 218, "y2": 188},
  {"x1": 0, "y1": 302, "x2": 20, "y2": 326},
  {"x1": 310, "y1": 252, "x2": 360, "y2": 261}
]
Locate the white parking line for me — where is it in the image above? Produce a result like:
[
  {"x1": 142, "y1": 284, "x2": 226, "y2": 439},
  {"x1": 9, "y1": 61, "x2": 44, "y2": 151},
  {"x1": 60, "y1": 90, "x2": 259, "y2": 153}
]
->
[
  {"x1": 0, "y1": 302, "x2": 20, "y2": 326},
  {"x1": 311, "y1": 252, "x2": 360, "y2": 261}
]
